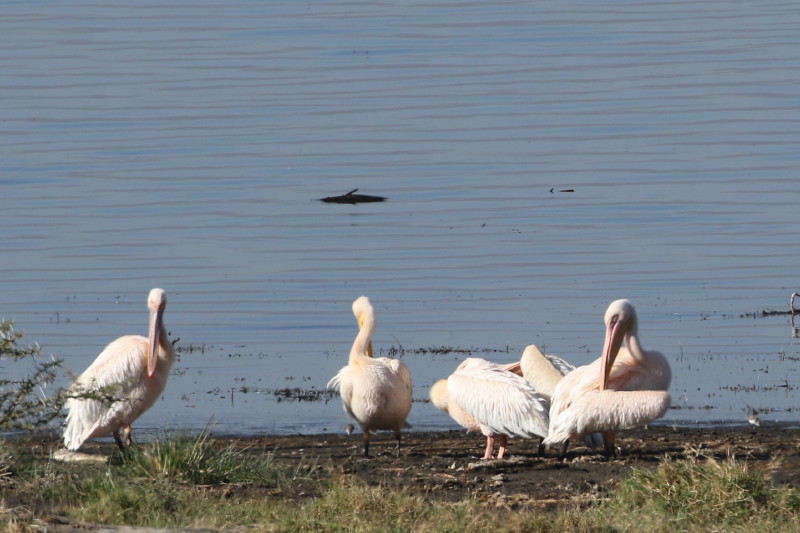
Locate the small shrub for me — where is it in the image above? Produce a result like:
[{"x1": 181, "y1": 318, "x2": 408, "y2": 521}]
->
[
  {"x1": 0, "y1": 320, "x2": 64, "y2": 431},
  {"x1": 0, "y1": 440, "x2": 13, "y2": 481}
]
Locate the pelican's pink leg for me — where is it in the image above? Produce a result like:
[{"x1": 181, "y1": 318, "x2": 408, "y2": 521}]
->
[
  {"x1": 123, "y1": 424, "x2": 133, "y2": 447},
  {"x1": 496, "y1": 434, "x2": 508, "y2": 459},
  {"x1": 483, "y1": 435, "x2": 495, "y2": 459}
]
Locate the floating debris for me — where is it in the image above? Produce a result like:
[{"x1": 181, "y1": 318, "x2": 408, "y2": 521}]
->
[
  {"x1": 273, "y1": 387, "x2": 337, "y2": 402},
  {"x1": 175, "y1": 342, "x2": 207, "y2": 354},
  {"x1": 380, "y1": 345, "x2": 511, "y2": 358},
  {"x1": 549, "y1": 188, "x2": 575, "y2": 193},
  {"x1": 754, "y1": 309, "x2": 795, "y2": 317},
  {"x1": 740, "y1": 292, "x2": 800, "y2": 318},
  {"x1": 721, "y1": 378, "x2": 794, "y2": 393},
  {"x1": 320, "y1": 188, "x2": 386, "y2": 204}
]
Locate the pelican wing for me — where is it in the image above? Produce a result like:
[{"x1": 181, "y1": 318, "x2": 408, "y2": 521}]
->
[
  {"x1": 544, "y1": 390, "x2": 670, "y2": 446},
  {"x1": 605, "y1": 347, "x2": 671, "y2": 392},
  {"x1": 376, "y1": 357, "x2": 413, "y2": 394},
  {"x1": 327, "y1": 366, "x2": 358, "y2": 421},
  {"x1": 326, "y1": 368, "x2": 345, "y2": 392},
  {"x1": 63, "y1": 335, "x2": 150, "y2": 450},
  {"x1": 72, "y1": 335, "x2": 149, "y2": 390},
  {"x1": 447, "y1": 358, "x2": 549, "y2": 439},
  {"x1": 327, "y1": 366, "x2": 353, "y2": 403},
  {"x1": 548, "y1": 358, "x2": 604, "y2": 417},
  {"x1": 544, "y1": 354, "x2": 575, "y2": 375}
]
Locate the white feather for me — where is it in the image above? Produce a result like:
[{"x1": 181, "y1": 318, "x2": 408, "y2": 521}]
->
[
  {"x1": 544, "y1": 390, "x2": 670, "y2": 446},
  {"x1": 438, "y1": 357, "x2": 549, "y2": 439}
]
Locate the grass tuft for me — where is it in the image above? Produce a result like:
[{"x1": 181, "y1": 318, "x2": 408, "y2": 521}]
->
[
  {"x1": 597, "y1": 453, "x2": 800, "y2": 531},
  {"x1": 284, "y1": 477, "x2": 489, "y2": 533},
  {"x1": 113, "y1": 430, "x2": 246, "y2": 485},
  {"x1": 112, "y1": 428, "x2": 319, "y2": 487},
  {"x1": 0, "y1": 440, "x2": 13, "y2": 481}
]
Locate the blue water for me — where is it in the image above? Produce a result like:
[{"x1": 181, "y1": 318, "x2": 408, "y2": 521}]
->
[{"x1": 2, "y1": 0, "x2": 800, "y2": 439}]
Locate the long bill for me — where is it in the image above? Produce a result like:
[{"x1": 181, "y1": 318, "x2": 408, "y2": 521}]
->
[
  {"x1": 148, "y1": 305, "x2": 163, "y2": 377},
  {"x1": 600, "y1": 315, "x2": 625, "y2": 390}
]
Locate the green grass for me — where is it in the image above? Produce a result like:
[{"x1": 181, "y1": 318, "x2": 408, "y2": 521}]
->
[
  {"x1": 1, "y1": 431, "x2": 320, "y2": 530},
  {"x1": 111, "y1": 428, "x2": 315, "y2": 486},
  {"x1": 592, "y1": 454, "x2": 800, "y2": 532},
  {"x1": 3, "y1": 434, "x2": 800, "y2": 533}
]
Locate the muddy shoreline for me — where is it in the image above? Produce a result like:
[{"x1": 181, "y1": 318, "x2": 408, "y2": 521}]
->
[{"x1": 29, "y1": 424, "x2": 800, "y2": 507}]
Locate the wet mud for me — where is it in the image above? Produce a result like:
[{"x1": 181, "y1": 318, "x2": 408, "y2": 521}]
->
[{"x1": 49, "y1": 424, "x2": 800, "y2": 506}]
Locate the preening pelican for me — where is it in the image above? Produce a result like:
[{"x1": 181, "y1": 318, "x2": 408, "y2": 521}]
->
[
  {"x1": 545, "y1": 390, "x2": 670, "y2": 448},
  {"x1": 543, "y1": 300, "x2": 671, "y2": 456},
  {"x1": 63, "y1": 288, "x2": 174, "y2": 451},
  {"x1": 429, "y1": 357, "x2": 549, "y2": 459},
  {"x1": 508, "y1": 345, "x2": 603, "y2": 452},
  {"x1": 327, "y1": 296, "x2": 412, "y2": 457},
  {"x1": 515, "y1": 344, "x2": 574, "y2": 401}
]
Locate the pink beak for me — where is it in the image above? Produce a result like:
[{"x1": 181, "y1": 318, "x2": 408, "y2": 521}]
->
[
  {"x1": 600, "y1": 314, "x2": 625, "y2": 390},
  {"x1": 147, "y1": 305, "x2": 163, "y2": 377}
]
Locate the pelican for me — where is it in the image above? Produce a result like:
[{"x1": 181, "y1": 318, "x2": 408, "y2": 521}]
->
[
  {"x1": 327, "y1": 296, "x2": 412, "y2": 457},
  {"x1": 507, "y1": 344, "x2": 603, "y2": 452},
  {"x1": 514, "y1": 344, "x2": 575, "y2": 401},
  {"x1": 429, "y1": 357, "x2": 549, "y2": 459},
  {"x1": 543, "y1": 299, "x2": 671, "y2": 456},
  {"x1": 63, "y1": 288, "x2": 174, "y2": 451}
]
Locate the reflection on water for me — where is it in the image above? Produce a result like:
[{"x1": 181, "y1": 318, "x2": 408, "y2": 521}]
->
[{"x1": 2, "y1": 1, "x2": 800, "y2": 437}]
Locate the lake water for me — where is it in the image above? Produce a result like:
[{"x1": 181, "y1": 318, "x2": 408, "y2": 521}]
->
[{"x1": 2, "y1": 1, "x2": 800, "y2": 440}]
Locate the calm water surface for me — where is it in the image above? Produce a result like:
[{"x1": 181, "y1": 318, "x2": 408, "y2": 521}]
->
[{"x1": 2, "y1": 1, "x2": 800, "y2": 439}]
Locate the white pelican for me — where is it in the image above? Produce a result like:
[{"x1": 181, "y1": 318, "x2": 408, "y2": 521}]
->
[
  {"x1": 543, "y1": 299, "x2": 671, "y2": 456},
  {"x1": 429, "y1": 357, "x2": 549, "y2": 459},
  {"x1": 327, "y1": 296, "x2": 412, "y2": 457},
  {"x1": 515, "y1": 344, "x2": 574, "y2": 401},
  {"x1": 63, "y1": 288, "x2": 174, "y2": 451},
  {"x1": 507, "y1": 345, "x2": 603, "y2": 452}
]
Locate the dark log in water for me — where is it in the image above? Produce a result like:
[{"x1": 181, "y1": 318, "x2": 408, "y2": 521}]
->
[{"x1": 320, "y1": 189, "x2": 386, "y2": 204}]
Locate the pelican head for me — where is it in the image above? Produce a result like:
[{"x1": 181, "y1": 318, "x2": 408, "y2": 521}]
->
[
  {"x1": 600, "y1": 299, "x2": 637, "y2": 389},
  {"x1": 147, "y1": 288, "x2": 168, "y2": 377},
  {"x1": 352, "y1": 296, "x2": 375, "y2": 357}
]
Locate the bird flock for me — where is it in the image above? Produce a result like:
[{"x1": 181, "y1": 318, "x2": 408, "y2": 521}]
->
[{"x1": 61, "y1": 291, "x2": 671, "y2": 460}]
